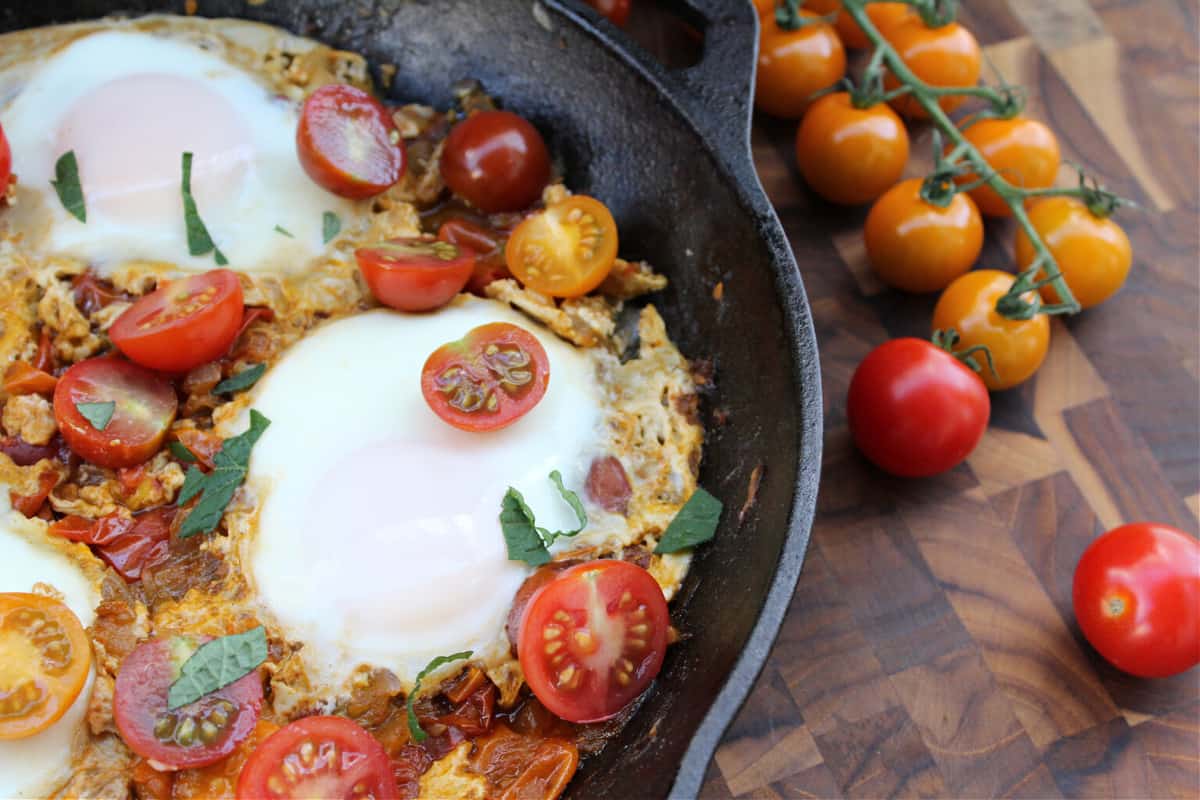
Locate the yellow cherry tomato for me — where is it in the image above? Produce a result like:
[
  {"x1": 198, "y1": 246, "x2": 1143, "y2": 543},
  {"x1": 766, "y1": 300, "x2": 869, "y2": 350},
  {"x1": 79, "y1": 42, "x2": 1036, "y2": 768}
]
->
[
  {"x1": 795, "y1": 92, "x2": 910, "y2": 205},
  {"x1": 805, "y1": 0, "x2": 915, "y2": 49},
  {"x1": 1015, "y1": 196, "x2": 1133, "y2": 309},
  {"x1": 931, "y1": 270, "x2": 1051, "y2": 391},
  {"x1": 755, "y1": 11, "x2": 846, "y2": 119},
  {"x1": 956, "y1": 117, "x2": 1061, "y2": 217},
  {"x1": 505, "y1": 195, "x2": 619, "y2": 298},
  {"x1": 864, "y1": 178, "x2": 983, "y2": 293},
  {"x1": 883, "y1": 18, "x2": 981, "y2": 119}
]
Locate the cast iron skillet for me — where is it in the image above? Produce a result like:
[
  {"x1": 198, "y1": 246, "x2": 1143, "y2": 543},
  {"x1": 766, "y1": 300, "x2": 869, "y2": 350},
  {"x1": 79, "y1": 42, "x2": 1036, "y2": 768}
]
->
[{"x1": 0, "y1": 1, "x2": 823, "y2": 796}]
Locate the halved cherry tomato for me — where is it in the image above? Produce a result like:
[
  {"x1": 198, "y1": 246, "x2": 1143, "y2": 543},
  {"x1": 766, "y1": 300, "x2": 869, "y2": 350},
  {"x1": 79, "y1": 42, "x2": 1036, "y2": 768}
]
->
[
  {"x1": 955, "y1": 117, "x2": 1061, "y2": 217},
  {"x1": 356, "y1": 238, "x2": 476, "y2": 312},
  {"x1": 795, "y1": 92, "x2": 910, "y2": 206},
  {"x1": 1016, "y1": 197, "x2": 1132, "y2": 310},
  {"x1": 804, "y1": 0, "x2": 915, "y2": 49},
  {"x1": 437, "y1": 218, "x2": 513, "y2": 295},
  {"x1": 518, "y1": 560, "x2": 669, "y2": 724},
  {"x1": 0, "y1": 592, "x2": 92, "y2": 740},
  {"x1": 237, "y1": 715, "x2": 398, "y2": 800},
  {"x1": 421, "y1": 322, "x2": 550, "y2": 432},
  {"x1": 755, "y1": 11, "x2": 846, "y2": 119},
  {"x1": 53, "y1": 358, "x2": 177, "y2": 469},
  {"x1": 1073, "y1": 523, "x2": 1200, "y2": 678},
  {"x1": 847, "y1": 338, "x2": 990, "y2": 477},
  {"x1": 51, "y1": 507, "x2": 175, "y2": 582},
  {"x1": 506, "y1": 196, "x2": 618, "y2": 297},
  {"x1": 110, "y1": 270, "x2": 244, "y2": 373},
  {"x1": 3, "y1": 361, "x2": 58, "y2": 396},
  {"x1": 884, "y1": 18, "x2": 981, "y2": 119},
  {"x1": 931, "y1": 270, "x2": 1051, "y2": 391},
  {"x1": 0, "y1": 121, "x2": 11, "y2": 198},
  {"x1": 114, "y1": 635, "x2": 263, "y2": 770},
  {"x1": 584, "y1": 0, "x2": 631, "y2": 26},
  {"x1": 173, "y1": 719, "x2": 280, "y2": 800},
  {"x1": 441, "y1": 111, "x2": 551, "y2": 214},
  {"x1": 297, "y1": 83, "x2": 406, "y2": 199},
  {"x1": 864, "y1": 178, "x2": 983, "y2": 293}
]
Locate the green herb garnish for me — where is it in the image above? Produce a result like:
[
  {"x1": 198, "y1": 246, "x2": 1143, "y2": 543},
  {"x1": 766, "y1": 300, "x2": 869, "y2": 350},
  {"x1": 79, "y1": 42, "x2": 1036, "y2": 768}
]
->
[
  {"x1": 75, "y1": 401, "x2": 114, "y2": 431},
  {"x1": 322, "y1": 211, "x2": 341, "y2": 244},
  {"x1": 177, "y1": 410, "x2": 270, "y2": 538},
  {"x1": 499, "y1": 470, "x2": 588, "y2": 566},
  {"x1": 273, "y1": 225, "x2": 294, "y2": 238},
  {"x1": 168, "y1": 441, "x2": 198, "y2": 464},
  {"x1": 654, "y1": 487, "x2": 723, "y2": 553},
  {"x1": 51, "y1": 151, "x2": 87, "y2": 222},
  {"x1": 214, "y1": 364, "x2": 266, "y2": 396},
  {"x1": 167, "y1": 627, "x2": 268, "y2": 710},
  {"x1": 181, "y1": 152, "x2": 228, "y2": 266},
  {"x1": 407, "y1": 651, "x2": 472, "y2": 742}
]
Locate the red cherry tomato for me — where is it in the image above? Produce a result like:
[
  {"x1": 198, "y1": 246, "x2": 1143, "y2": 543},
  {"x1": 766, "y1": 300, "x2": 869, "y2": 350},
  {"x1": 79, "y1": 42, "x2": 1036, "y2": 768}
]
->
[
  {"x1": 355, "y1": 238, "x2": 476, "y2": 312},
  {"x1": 236, "y1": 716, "x2": 398, "y2": 800},
  {"x1": 0, "y1": 120, "x2": 12, "y2": 198},
  {"x1": 421, "y1": 322, "x2": 550, "y2": 432},
  {"x1": 847, "y1": 338, "x2": 990, "y2": 477},
  {"x1": 109, "y1": 270, "x2": 244, "y2": 373},
  {"x1": 53, "y1": 358, "x2": 178, "y2": 469},
  {"x1": 114, "y1": 636, "x2": 263, "y2": 770},
  {"x1": 50, "y1": 508, "x2": 175, "y2": 582},
  {"x1": 1073, "y1": 523, "x2": 1200, "y2": 678},
  {"x1": 296, "y1": 83, "x2": 406, "y2": 199},
  {"x1": 584, "y1": 0, "x2": 631, "y2": 26},
  {"x1": 437, "y1": 218, "x2": 513, "y2": 295},
  {"x1": 441, "y1": 111, "x2": 551, "y2": 213},
  {"x1": 518, "y1": 560, "x2": 670, "y2": 724}
]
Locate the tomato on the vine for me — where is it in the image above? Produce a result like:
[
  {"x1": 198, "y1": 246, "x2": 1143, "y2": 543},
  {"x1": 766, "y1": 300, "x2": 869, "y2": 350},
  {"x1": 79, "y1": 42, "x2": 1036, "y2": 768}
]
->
[
  {"x1": 795, "y1": 92, "x2": 910, "y2": 206},
  {"x1": 441, "y1": 110, "x2": 551, "y2": 214},
  {"x1": 1073, "y1": 523, "x2": 1200, "y2": 678},
  {"x1": 804, "y1": 0, "x2": 914, "y2": 49},
  {"x1": 1016, "y1": 197, "x2": 1132, "y2": 309},
  {"x1": 755, "y1": 11, "x2": 846, "y2": 119},
  {"x1": 884, "y1": 18, "x2": 981, "y2": 119},
  {"x1": 864, "y1": 178, "x2": 983, "y2": 293},
  {"x1": 931, "y1": 270, "x2": 1050, "y2": 391},
  {"x1": 847, "y1": 338, "x2": 989, "y2": 477},
  {"x1": 956, "y1": 117, "x2": 1061, "y2": 217}
]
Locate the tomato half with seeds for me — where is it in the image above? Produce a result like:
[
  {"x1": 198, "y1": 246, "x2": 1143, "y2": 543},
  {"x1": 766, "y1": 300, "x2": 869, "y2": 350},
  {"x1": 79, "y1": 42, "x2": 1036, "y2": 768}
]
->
[
  {"x1": 53, "y1": 358, "x2": 178, "y2": 469},
  {"x1": 795, "y1": 92, "x2": 910, "y2": 206},
  {"x1": 356, "y1": 238, "x2": 476, "y2": 312},
  {"x1": 441, "y1": 110, "x2": 551, "y2": 214},
  {"x1": 755, "y1": 11, "x2": 846, "y2": 119},
  {"x1": 237, "y1": 715, "x2": 398, "y2": 800},
  {"x1": 0, "y1": 592, "x2": 92, "y2": 740},
  {"x1": 297, "y1": 84, "x2": 406, "y2": 199},
  {"x1": 114, "y1": 635, "x2": 262, "y2": 770},
  {"x1": 883, "y1": 18, "x2": 981, "y2": 119},
  {"x1": 956, "y1": 117, "x2": 1061, "y2": 217},
  {"x1": 421, "y1": 322, "x2": 550, "y2": 432},
  {"x1": 518, "y1": 560, "x2": 669, "y2": 724},
  {"x1": 505, "y1": 195, "x2": 618, "y2": 298},
  {"x1": 110, "y1": 270, "x2": 244, "y2": 373}
]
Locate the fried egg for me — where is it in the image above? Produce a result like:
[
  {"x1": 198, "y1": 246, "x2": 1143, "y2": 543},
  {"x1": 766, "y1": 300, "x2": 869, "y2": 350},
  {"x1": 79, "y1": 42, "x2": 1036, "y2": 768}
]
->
[
  {"x1": 229, "y1": 297, "x2": 608, "y2": 692},
  {"x1": 0, "y1": 493, "x2": 100, "y2": 799},
  {"x1": 0, "y1": 29, "x2": 355, "y2": 274}
]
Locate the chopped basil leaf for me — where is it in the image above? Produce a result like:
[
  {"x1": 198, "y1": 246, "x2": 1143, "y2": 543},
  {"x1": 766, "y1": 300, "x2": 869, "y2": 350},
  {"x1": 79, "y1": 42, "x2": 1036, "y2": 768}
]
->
[
  {"x1": 181, "y1": 152, "x2": 228, "y2": 266},
  {"x1": 214, "y1": 364, "x2": 266, "y2": 395},
  {"x1": 51, "y1": 151, "x2": 87, "y2": 222},
  {"x1": 167, "y1": 627, "x2": 268, "y2": 710},
  {"x1": 178, "y1": 410, "x2": 270, "y2": 538},
  {"x1": 273, "y1": 225, "x2": 294, "y2": 238},
  {"x1": 499, "y1": 471, "x2": 588, "y2": 566},
  {"x1": 75, "y1": 401, "x2": 114, "y2": 431},
  {"x1": 654, "y1": 487, "x2": 723, "y2": 554},
  {"x1": 407, "y1": 651, "x2": 472, "y2": 742},
  {"x1": 322, "y1": 211, "x2": 341, "y2": 244},
  {"x1": 168, "y1": 441, "x2": 198, "y2": 464}
]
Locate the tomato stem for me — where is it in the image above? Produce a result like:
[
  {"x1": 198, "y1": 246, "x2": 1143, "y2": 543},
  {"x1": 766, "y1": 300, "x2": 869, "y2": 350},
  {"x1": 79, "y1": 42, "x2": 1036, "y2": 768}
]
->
[
  {"x1": 775, "y1": 0, "x2": 836, "y2": 30},
  {"x1": 931, "y1": 328, "x2": 998, "y2": 379}
]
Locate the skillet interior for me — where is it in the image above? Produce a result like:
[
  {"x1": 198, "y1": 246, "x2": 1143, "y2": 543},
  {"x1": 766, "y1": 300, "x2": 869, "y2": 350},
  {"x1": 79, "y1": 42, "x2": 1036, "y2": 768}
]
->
[{"x1": 0, "y1": 1, "x2": 823, "y2": 796}]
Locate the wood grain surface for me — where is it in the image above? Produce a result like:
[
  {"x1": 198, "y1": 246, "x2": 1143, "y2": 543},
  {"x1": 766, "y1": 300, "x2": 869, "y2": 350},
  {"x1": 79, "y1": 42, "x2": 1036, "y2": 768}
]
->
[{"x1": 695, "y1": 1, "x2": 1200, "y2": 797}]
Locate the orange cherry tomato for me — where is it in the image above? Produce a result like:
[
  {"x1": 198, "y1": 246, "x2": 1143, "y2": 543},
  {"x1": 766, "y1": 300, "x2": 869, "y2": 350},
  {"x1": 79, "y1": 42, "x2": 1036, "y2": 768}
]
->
[
  {"x1": 795, "y1": 92, "x2": 909, "y2": 205},
  {"x1": 864, "y1": 178, "x2": 983, "y2": 293},
  {"x1": 931, "y1": 270, "x2": 1050, "y2": 391},
  {"x1": 884, "y1": 18, "x2": 981, "y2": 119},
  {"x1": 752, "y1": 0, "x2": 774, "y2": 16},
  {"x1": 1016, "y1": 197, "x2": 1133, "y2": 309},
  {"x1": 0, "y1": 592, "x2": 92, "y2": 740},
  {"x1": 805, "y1": 0, "x2": 914, "y2": 49},
  {"x1": 505, "y1": 196, "x2": 618, "y2": 298},
  {"x1": 956, "y1": 117, "x2": 1061, "y2": 217},
  {"x1": 755, "y1": 11, "x2": 846, "y2": 119}
]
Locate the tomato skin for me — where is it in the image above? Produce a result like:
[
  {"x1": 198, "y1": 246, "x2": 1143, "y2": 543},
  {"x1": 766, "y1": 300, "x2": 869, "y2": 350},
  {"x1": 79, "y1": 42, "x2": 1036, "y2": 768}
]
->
[
  {"x1": 803, "y1": 0, "x2": 914, "y2": 49},
  {"x1": 53, "y1": 358, "x2": 178, "y2": 469},
  {"x1": 884, "y1": 19, "x2": 981, "y2": 119},
  {"x1": 755, "y1": 12, "x2": 846, "y2": 119},
  {"x1": 1073, "y1": 523, "x2": 1200, "y2": 678},
  {"x1": 1016, "y1": 197, "x2": 1133, "y2": 309},
  {"x1": 505, "y1": 195, "x2": 619, "y2": 298},
  {"x1": 356, "y1": 238, "x2": 476, "y2": 312},
  {"x1": 864, "y1": 178, "x2": 983, "y2": 293},
  {"x1": 50, "y1": 507, "x2": 175, "y2": 582},
  {"x1": 584, "y1": 0, "x2": 631, "y2": 26},
  {"x1": 441, "y1": 111, "x2": 551, "y2": 214},
  {"x1": 3, "y1": 361, "x2": 58, "y2": 395},
  {"x1": 297, "y1": 84, "x2": 405, "y2": 199},
  {"x1": 0, "y1": 121, "x2": 11, "y2": 198},
  {"x1": 957, "y1": 118, "x2": 1061, "y2": 217},
  {"x1": 518, "y1": 560, "x2": 670, "y2": 724},
  {"x1": 796, "y1": 93, "x2": 909, "y2": 206},
  {"x1": 931, "y1": 270, "x2": 1051, "y2": 391},
  {"x1": 109, "y1": 270, "x2": 244, "y2": 373},
  {"x1": 237, "y1": 716, "x2": 399, "y2": 800},
  {"x1": 847, "y1": 339, "x2": 989, "y2": 477}
]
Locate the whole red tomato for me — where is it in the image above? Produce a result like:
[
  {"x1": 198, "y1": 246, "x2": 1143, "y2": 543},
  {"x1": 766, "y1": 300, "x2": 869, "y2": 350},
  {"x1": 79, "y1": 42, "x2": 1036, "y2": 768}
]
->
[
  {"x1": 1073, "y1": 523, "x2": 1200, "y2": 678},
  {"x1": 847, "y1": 338, "x2": 990, "y2": 477}
]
